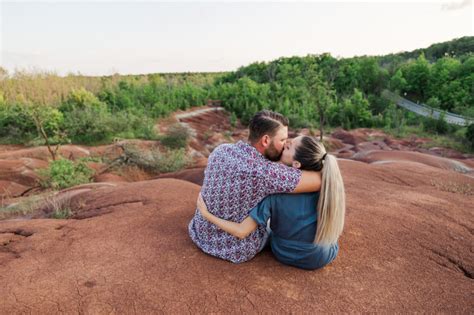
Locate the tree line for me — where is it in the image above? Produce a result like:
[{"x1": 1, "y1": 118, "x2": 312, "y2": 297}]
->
[{"x1": 0, "y1": 36, "x2": 472, "y2": 150}]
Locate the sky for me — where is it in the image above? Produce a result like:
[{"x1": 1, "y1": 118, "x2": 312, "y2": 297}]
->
[{"x1": 0, "y1": 0, "x2": 473, "y2": 76}]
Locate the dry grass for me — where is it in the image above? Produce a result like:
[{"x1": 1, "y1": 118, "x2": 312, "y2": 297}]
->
[
  {"x1": 0, "y1": 189, "x2": 78, "y2": 220},
  {"x1": 0, "y1": 192, "x2": 53, "y2": 220},
  {"x1": 0, "y1": 69, "x2": 221, "y2": 107},
  {"x1": 430, "y1": 179, "x2": 473, "y2": 196},
  {"x1": 0, "y1": 70, "x2": 108, "y2": 107},
  {"x1": 42, "y1": 194, "x2": 74, "y2": 219},
  {"x1": 115, "y1": 165, "x2": 152, "y2": 182}
]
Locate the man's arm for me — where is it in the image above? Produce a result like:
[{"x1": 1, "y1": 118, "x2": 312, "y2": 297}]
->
[{"x1": 292, "y1": 171, "x2": 321, "y2": 193}]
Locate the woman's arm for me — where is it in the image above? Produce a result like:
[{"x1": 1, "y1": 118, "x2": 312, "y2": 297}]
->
[
  {"x1": 197, "y1": 193, "x2": 258, "y2": 239},
  {"x1": 292, "y1": 171, "x2": 321, "y2": 193}
]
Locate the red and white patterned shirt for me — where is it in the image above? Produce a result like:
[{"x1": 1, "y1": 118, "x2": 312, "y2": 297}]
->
[{"x1": 188, "y1": 141, "x2": 301, "y2": 263}]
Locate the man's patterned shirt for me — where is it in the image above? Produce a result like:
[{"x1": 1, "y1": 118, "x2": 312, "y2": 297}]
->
[{"x1": 188, "y1": 141, "x2": 301, "y2": 263}]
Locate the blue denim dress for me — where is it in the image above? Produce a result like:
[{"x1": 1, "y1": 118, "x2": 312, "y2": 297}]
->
[{"x1": 249, "y1": 192, "x2": 339, "y2": 270}]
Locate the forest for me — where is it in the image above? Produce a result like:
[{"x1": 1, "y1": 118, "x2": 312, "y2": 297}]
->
[{"x1": 0, "y1": 36, "x2": 473, "y2": 150}]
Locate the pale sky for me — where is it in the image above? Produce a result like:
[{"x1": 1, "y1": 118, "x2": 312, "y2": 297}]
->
[{"x1": 1, "y1": 0, "x2": 473, "y2": 76}]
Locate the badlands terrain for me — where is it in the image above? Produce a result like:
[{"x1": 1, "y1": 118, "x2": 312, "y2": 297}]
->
[{"x1": 0, "y1": 107, "x2": 473, "y2": 313}]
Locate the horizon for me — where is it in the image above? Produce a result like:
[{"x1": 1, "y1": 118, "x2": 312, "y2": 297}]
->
[{"x1": 1, "y1": 1, "x2": 473, "y2": 76}]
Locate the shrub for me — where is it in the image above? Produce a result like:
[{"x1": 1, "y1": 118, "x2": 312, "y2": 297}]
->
[
  {"x1": 0, "y1": 103, "x2": 36, "y2": 143},
  {"x1": 426, "y1": 96, "x2": 441, "y2": 109},
  {"x1": 152, "y1": 148, "x2": 189, "y2": 173},
  {"x1": 161, "y1": 123, "x2": 190, "y2": 149},
  {"x1": 38, "y1": 159, "x2": 94, "y2": 190},
  {"x1": 111, "y1": 109, "x2": 158, "y2": 140},
  {"x1": 466, "y1": 123, "x2": 474, "y2": 149},
  {"x1": 60, "y1": 89, "x2": 114, "y2": 144},
  {"x1": 120, "y1": 144, "x2": 189, "y2": 174},
  {"x1": 62, "y1": 107, "x2": 114, "y2": 144},
  {"x1": 423, "y1": 113, "x2": 448, "y2": 134}
]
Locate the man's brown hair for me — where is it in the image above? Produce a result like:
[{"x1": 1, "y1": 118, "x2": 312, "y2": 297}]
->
[{"x1": 248, "y1": 110, "x2": 289, "y2": 144}]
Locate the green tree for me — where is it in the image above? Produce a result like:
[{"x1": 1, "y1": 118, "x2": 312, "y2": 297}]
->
[
  {"x1": 403, "y1": 53, "x2": 431, "y2": 100},
  {"x1": 27, "y1": 104, "x2": 66, "y2": 160},
  {"x1": 383, "y1": 102, "x2": 405, "y2": 135},
  {"x1": 389, "y1": 69, "x2": 407, "y2": 92},
  {"x1": 348, "y1": 89, "x2": 372, "y2": 128},
  {"x1": 306, "y1": 66, "x2": 335, "y2": 141}
]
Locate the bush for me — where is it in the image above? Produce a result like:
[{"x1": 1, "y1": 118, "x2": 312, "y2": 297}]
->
[
  {"x1": 423, "y1": 113, "x2": 448, "y2": 134},
  {"x1": 60, "y1": 89, "x2": 114, "y2": 144},
  {"x1": 120, "y1": 144, "x2": 189, "y2": 173},
  {"x1": 62, "y1": 106, "x2": 113, "y2": 144},
  {"x1": 152, "y1": 148, "x2": 190, "y2": 173},
  {"x1": 161, "y1": 124, "x2": 190, "y2": 149},
  {"x1": 38, "y1": 159, "x2": 94, "y2": 190},
  {"x1": 0, "y1": 103, "x2": 36, "y2": 143},
  {"x1": 110, "y1": 109, "x2": 158, "y2": 140},
  {"x1": 466, "y1": 123, "x2": 474, "y2": 149}
]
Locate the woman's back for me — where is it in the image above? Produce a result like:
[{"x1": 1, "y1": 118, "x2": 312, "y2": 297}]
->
[{"x1": 249, "y1": 193, "x2": 339, "y2": 270}]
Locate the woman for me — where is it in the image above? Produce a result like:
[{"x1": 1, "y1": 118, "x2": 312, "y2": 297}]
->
[{"x1": 197, "y1": 135, "x2": 345, "y2": 270}]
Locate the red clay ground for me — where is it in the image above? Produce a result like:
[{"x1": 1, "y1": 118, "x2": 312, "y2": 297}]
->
[
  {"x1": 0, "y1": 107, "x2": 473, "y2": 312},
  {"x1": 1, "y1": 107, "x2": 473, "y2": 200},
  {"x1": 0, "y1": 159, "x2": 473, "y2": 313},
  {"x1": 353, "y1": 150, "x2": 473, "y2": 175}
]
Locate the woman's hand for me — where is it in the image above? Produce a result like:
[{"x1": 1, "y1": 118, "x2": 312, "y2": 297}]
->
[
  {"x1": 196, "y1": 191, "x2": 258, "y2": 239},
  {"x1": 197, "y1": 192, "x2": 210, "y2": 218}
]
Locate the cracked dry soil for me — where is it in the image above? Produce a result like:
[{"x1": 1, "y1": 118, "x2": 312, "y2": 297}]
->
[{"x1": 0, "y1": 159, "x2": 473, "y2": 313}]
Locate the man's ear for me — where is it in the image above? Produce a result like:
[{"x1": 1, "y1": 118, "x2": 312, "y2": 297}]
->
[
  {"x1": 261, "y1": 135, "x2": 271, "y2": 148},
  {"x1": 292, "y1": 161, "x2": 301, "y2": 169}
]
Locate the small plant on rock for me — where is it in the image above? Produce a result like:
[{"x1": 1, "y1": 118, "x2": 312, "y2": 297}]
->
[
  {"x1": 38, "y1": 159, "x2": 94, "y2": 190},
  {"x1": 161, "y1": 123, "x2": 190, "y2": 149},
  {"x1": 118, "y1": 143, "x2": 190, "y2": 174}
]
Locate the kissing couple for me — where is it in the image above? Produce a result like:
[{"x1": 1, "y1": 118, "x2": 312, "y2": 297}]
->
[{"x1": 189, "y1": 110, "x2": 345, "y2": 270}]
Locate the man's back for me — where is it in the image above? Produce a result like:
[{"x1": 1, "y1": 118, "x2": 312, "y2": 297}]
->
[{"x1": 188, "y1": 141, "x2": 301, "y2": 263}]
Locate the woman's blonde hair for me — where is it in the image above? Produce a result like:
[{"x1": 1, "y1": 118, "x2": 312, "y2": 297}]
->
[{"x1": 294, "y1": 136, "x2": 345, "y2": 245}]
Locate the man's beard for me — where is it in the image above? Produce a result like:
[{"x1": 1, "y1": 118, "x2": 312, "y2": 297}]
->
[{"x1": 264, "y1": 141, "x2": 282, "y2": 161}]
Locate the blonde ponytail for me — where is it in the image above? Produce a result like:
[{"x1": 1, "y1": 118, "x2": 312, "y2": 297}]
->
[
  {"x1": 294, "y1": 137, "x2": 346, "y2": 245},
  {"x1": 314, "y1": 152, "x2": 345, "y2": 245}
]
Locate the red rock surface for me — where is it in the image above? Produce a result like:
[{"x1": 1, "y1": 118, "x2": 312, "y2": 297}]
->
[
  {"x1": 0, "y1": 160, "x2": 472, "y2": 313},
  {"x1": 0, "y1": 158, "x2": 48, "y2": 197},
  {"x1": 0, "y1": 145, "x2": 91, "y2": 161},
  {"x1": 94, "y1": 173, "x2": 128, "y2": 183},
  {"x1": 332, "y1": 129, "x2": 367, "y2": 146},
  {"x1": 0, "y1": 107, "x2": 473, "y2": 312},
  {"x1": 0, "y1": 180, "x2": 30, "y2": 198},
  {"x1": 353, "y1": 150, "x2": 472, "y2": 175},
  {"x1": 156, "y1": 168, "x2": 205, "y2": 186}
]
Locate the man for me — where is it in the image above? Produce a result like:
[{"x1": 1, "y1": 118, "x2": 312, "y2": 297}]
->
[{"x1": 188, "y1": 110, "x2": 321, "y2": 263}]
